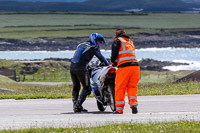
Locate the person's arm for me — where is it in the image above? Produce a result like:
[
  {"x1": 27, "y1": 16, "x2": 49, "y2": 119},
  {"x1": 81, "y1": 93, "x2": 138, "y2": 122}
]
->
[
  {"x1": 95, "y1": 48, "x2": 109, "y2": 66},
  {"x1": 111, "y1": 39, "x2": 121, "y2": 66}
]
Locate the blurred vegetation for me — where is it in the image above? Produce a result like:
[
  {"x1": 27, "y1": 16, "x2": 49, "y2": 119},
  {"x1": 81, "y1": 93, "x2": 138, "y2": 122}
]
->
[{"x1": 1, "y1": 121, "x2": 200, "y2": 133}]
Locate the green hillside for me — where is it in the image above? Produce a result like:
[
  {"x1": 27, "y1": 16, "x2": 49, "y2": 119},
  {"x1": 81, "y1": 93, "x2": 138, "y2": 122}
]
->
[{"x1": 0, "y1": 0, "x2": 196, "y2": 12}]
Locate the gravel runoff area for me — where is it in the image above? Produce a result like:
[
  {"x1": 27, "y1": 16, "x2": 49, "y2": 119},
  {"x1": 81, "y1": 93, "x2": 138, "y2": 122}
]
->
[{"x1": 0, "y1": 95, "x2": 200, "y2": 130}]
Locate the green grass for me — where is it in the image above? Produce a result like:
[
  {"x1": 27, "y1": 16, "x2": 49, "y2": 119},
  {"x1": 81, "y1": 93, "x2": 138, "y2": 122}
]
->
[
  {"x1": 138, "y1": 82, "x2": 200, "y2": 96},
  {"x1": 0, "y1": 25, "x2": 157, "y2": 39},
  {"x1": 0, "y1": 79, "x2": 199, "y2": 99},
  {"x1": 0, "y1": 82, "x2": 72, "y2": 99},
  {"x1": 1, "y1": 121, "x2": 200, "y2": 133},
  {"x1": 0, "y1": 60, "x2": 199, "y2": 99},
  {"x1": 0, "y1": 60, "x2": 71, "y2": 82},
  {"x1": 0, "y1": 61, "x2": 73, "y2": 99},
  {"x1": 0, "y1": 60, "x2": 195, "y2": 83},
  {"x1": 140, "y1": 70, "x2": 195, "y2": 84},
  {"x1": 0, "y1": 75, "x2": 15, "y2": 83},
  {"x1": 0, "y1": 13, "x2": 200, "y2": 28},
  {"x1": 0, "y1": 13, "x2": 200, "y2": 39},
  {"x1": 21, "y1": 61, "x2": 71, "y2": 82},
  {"x1": 0, "y1": 60, "x2": 24, "y2": 68}
]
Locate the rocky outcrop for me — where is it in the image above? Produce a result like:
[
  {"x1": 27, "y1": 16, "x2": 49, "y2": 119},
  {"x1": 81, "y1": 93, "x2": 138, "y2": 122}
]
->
[
  {"x1": 176, "y1": 70, "x2": 200, "y2": 82},
  {"x1": 0, "y1": 30, "x2": 200, "y2": 51},
  {"x1": 139, "y1": 58, "x2": 189, "y2": 71},
  {"x1": 45, "y1": 58, "x2": 188, "y2": 71},
  {"x1": 0, "y1": 67, "x2": 16, "y2": 81},
  {"x1": 133, "y1": 34, "x2": 200, "y2": 49}
]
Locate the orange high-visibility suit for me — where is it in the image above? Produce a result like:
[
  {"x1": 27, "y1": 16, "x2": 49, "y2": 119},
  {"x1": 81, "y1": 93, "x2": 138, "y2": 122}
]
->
[{"x1": 111, "y1": 34, "x2": 140, "y2": 114}]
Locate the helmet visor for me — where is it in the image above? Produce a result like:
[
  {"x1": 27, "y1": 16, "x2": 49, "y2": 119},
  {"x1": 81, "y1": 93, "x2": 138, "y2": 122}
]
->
[{"x1": 96, "y1": 37, "x2": 106, "y2": 44}]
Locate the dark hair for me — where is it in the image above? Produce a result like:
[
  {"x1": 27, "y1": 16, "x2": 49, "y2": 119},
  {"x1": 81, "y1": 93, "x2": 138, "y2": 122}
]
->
[{"x1": 116, "y1": 28, "x2": 125, "y2": 31}]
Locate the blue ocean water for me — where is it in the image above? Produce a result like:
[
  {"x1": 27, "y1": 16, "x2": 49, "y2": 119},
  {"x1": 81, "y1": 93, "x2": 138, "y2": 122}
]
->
[{"x1": 0, "y1": 47, "x2": 199, "y2": 71}]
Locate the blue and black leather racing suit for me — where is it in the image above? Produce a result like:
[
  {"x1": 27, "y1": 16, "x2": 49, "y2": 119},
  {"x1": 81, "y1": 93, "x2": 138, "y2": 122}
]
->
[{"x1": 70, "y1": 41, "x2": 109, "y2": 111}]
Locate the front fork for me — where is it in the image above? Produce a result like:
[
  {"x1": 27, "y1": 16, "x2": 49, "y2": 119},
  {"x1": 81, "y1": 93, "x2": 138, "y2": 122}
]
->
[{"x1": 91, "y1": 86, "x2": 105, "y2": 105}]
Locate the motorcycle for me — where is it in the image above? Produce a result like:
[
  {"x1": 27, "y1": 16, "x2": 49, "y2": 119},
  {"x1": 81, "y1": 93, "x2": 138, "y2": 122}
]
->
[{"x1": 88, "y1": 62, "x2": 116, "y2": 112}]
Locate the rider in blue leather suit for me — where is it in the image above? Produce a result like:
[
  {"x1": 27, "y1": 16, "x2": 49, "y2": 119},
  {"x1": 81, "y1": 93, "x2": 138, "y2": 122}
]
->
[{"x1": 70, "y1": 33, "x2": 109, "y2": 112}]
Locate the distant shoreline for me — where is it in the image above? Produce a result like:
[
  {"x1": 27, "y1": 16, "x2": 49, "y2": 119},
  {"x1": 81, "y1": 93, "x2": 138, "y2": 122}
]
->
[{"x1": 1, "y1": 29, "x2": 200, "y2": 51}]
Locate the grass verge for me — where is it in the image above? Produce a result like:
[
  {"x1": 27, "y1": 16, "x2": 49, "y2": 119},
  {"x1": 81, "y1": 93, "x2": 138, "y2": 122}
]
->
[
  {"x1": 0, "y1": 121, "x2": 200, "y2": 133},
  {"x1": 0, "y1": 62, "x2": 199, "y2": 99},
  {"x1": 0, "y1": 82, "x2": 72, "y2": 100},
  {"x1": 140, "y1": 70, "x2": 195, "y2": 84},
  {"x1": 138, "y1": 82, "x2": 200, "y2": 96},
  {"x1": 0, "y1": 81, "x2": 200, "y2": 99}
]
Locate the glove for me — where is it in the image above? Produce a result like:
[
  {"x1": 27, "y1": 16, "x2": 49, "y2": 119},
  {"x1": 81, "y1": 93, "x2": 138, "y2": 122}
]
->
[{"x1": 112, "y1": 62, "x2": 117, "y2": 67}]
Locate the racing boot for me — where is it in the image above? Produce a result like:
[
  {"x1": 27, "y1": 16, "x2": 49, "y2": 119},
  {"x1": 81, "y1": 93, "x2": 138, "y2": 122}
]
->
[
  {"x1": 132, "y1": 106, "x2": 138, "y2": 114},
  {"x1": 113, "y1": 111, "x2": 123, "y2": 114},
  {"x1": 74, "y1": 88, "x2": 91, "y2": 113},
  {"x1": 73, "y1": 99, "x2": 88, "y2": 112},
  {"x1": 73, "y1": 94, "x2": 87, "y2": 113},
  {"x1": 72, "y1": 99, "x2": 77, "y2": 108},
  {"x1": 74, "y1": 100, "x2": 88, "y2": 113}
]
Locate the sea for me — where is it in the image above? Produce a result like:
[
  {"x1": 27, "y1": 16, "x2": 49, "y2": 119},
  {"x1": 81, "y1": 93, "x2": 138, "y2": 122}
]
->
[{"x1": 0, "y1": 47, "x2": 200, "y2": 71}]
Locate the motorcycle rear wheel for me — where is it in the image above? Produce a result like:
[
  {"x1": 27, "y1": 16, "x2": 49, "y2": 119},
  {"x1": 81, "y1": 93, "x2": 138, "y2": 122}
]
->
[{"x1": 108, "y1": 84, "x2": 116, "y2": 112}]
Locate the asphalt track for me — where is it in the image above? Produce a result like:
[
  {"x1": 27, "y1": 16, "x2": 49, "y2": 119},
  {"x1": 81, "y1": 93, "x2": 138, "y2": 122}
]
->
[{"x1": 0, "y1": 95, "x2": 200, "y2": 130}]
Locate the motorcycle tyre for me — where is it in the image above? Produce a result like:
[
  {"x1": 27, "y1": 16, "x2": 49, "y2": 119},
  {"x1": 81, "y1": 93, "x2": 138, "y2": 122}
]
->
[
  {"x1": 97, "y1": 100, "x2": 106, "y2": 112},
  {"x1": 108, "y1": 84, "x2": 116, "y2": 112}
]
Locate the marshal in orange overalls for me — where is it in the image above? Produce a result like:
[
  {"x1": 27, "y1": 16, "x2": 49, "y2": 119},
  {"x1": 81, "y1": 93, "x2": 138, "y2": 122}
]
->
[{"x1": 114, "y1": 37, "x2": 140, "y2": 114}]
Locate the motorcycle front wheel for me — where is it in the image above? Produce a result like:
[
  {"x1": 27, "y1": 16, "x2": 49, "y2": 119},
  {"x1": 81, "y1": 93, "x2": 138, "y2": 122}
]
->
[{"x1": 97, "y1": 100, "x2": 107, "y2": 112}]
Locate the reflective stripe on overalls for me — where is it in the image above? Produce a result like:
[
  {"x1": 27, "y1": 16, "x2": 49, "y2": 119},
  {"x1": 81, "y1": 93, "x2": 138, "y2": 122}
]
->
[
  {"x1": 128, "y1": 96, "x2": 138, "y2": 107},
  {"x1": 115, "y1": 101, "x2": 125, "y2": 113}
]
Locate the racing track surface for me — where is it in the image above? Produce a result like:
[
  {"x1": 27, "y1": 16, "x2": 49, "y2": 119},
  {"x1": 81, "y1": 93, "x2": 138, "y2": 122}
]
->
[{"x1": 0, "y1": 95, "x2": 200, "y2": 130}]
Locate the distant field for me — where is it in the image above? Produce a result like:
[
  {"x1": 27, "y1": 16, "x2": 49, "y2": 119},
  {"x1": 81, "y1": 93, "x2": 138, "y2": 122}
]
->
[
  {"x1": 0, "y1": 13, "x2": 200, "y2": 28},
  {"x1": 0, "y1": 25, "x2": 158, "y2": 39},
  {"x1": 0, "y1": 12, "x2": 200, "y2": 39}
]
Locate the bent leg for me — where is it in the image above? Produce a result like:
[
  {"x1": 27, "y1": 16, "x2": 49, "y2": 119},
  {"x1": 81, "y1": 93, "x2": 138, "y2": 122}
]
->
[{"x1": 74, "y1": 70, "x2": 91, "y2": 112}]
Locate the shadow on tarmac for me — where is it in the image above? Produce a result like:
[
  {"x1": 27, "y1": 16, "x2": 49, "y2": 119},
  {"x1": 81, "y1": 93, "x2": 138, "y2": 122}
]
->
[{"x1": 61, "y1": 111, "x2": 113, "y2": 114}]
